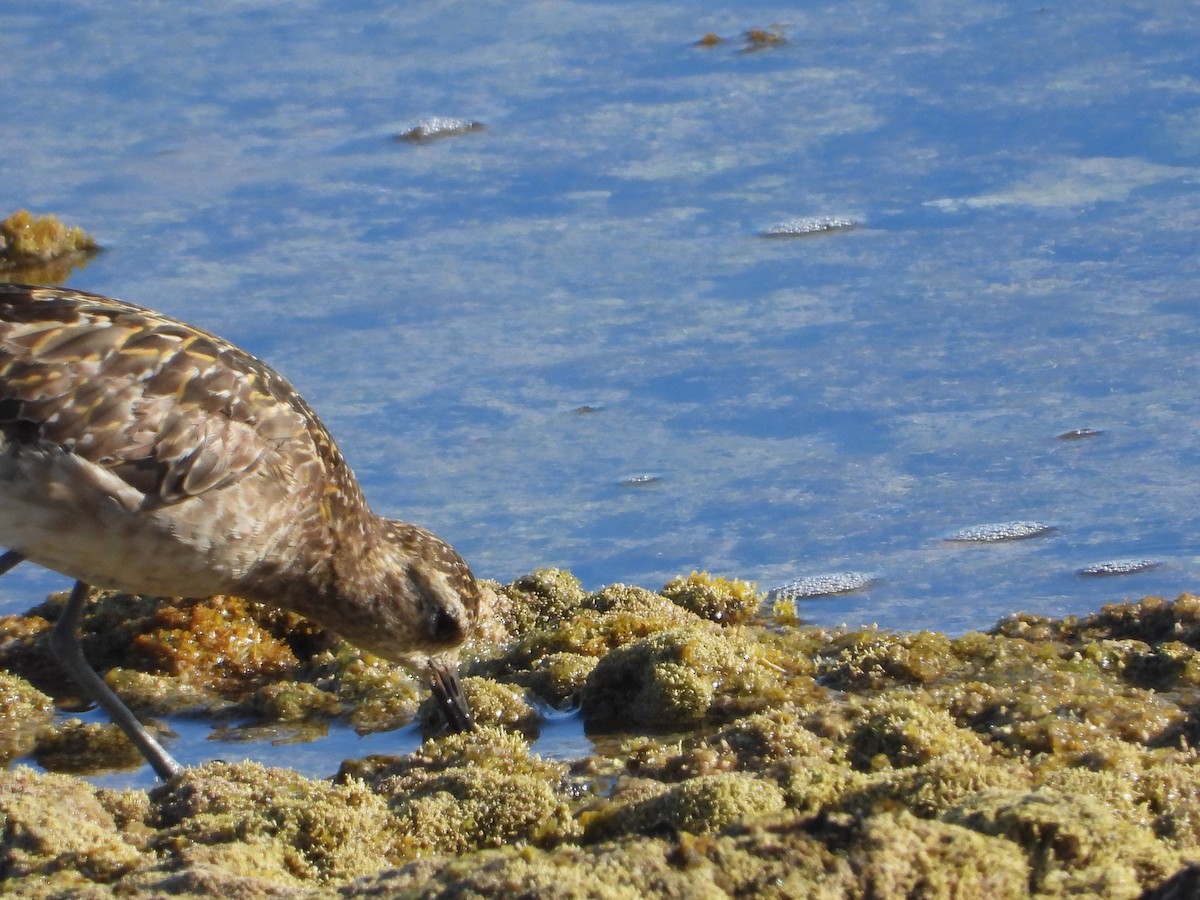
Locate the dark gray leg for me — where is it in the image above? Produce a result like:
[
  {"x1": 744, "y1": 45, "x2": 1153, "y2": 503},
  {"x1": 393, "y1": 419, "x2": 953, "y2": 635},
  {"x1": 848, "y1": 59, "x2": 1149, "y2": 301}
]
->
[
  {"x1": 0, "y1": 550, "x2": 24, "y2": 576},
  {"x1": 48, "y1": 580, "x2": 183, "y2": 781}
]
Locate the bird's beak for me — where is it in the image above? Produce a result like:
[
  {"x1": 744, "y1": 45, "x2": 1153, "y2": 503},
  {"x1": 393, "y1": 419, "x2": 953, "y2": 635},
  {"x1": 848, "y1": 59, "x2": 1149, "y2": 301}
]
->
[{"x1": 427, "y1": 658, "x2": 475, "y2": 732}]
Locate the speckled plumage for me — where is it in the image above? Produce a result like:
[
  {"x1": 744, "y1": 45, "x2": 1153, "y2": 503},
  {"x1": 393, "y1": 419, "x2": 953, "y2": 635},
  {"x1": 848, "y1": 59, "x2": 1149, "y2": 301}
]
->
[{"x1": 0, "y1": 283, "x2": 479, "y2": 776}]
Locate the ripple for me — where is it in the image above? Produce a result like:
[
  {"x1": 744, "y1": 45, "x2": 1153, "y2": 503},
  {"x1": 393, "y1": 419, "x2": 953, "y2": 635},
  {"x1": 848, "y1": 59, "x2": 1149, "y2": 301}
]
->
[
  {"x1": 761, "y1": 216, "x2": 857, "y2": 238},
  {"x1": 945, "y1": 521, "x2": 1056, "y2": 543},
  {"x1": 1077, "y1": 558, "x2": 1161, "y2": 577},
  {"x1": 769, "y1": 571, "x2": 878, "y2": 600}
]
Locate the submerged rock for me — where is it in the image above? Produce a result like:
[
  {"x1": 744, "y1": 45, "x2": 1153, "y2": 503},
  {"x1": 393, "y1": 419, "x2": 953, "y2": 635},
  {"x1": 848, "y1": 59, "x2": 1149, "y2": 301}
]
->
[
  {"x1": 1078, "y1": 558, "x2": 1161, "y2": 577},
  {"x1": 770, "y1": 571, "x2": 878, "y2": 600},
  {"x1": 395, "y1": 117, "x2": 485, "y2": 142},
  {"x1": 761, "y1": 216, "x2": 857, "y2": 237},
  {"x1": 945, "y1": 520, "x2": 1056, "y2": 542}
]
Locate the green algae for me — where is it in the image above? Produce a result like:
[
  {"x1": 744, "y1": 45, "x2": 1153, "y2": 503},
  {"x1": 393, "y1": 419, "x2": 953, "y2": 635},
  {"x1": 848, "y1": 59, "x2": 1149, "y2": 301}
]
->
[{"x1": 3, "y1": 578, "x2": 1200, "y2": 895}]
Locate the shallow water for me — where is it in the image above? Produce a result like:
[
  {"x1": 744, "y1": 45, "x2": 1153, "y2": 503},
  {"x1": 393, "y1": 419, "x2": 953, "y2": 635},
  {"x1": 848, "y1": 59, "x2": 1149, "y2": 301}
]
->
[{"x1": 3, "y1": 1, "x2": 1200, "y2": 777}]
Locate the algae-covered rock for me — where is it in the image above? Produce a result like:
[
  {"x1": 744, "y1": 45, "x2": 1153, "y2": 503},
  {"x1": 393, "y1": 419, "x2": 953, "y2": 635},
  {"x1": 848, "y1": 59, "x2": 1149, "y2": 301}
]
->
[
  {"x1": 127, "y1": 862, "x2": 306, "y2": 898},
  {"x1": 776, "y1": 756, "x2": 867, "y2": 817},
  {"x1": 513, "y1": 650, "x2": 598, "y2": 706},
  {"x1": 0, "y1": 592, "x2": 310, "y2": 706},
  {"x1": 582, "y1": 626, "x2": 785, "y2": 730},
  {"x1": 422, "y1": 676, "x2": 540, "y2": 735},
  {"x1": 861, "y1": 751, "x2": 1032, "y2": 820},
  {"x1": 364, "y1": 727, "x2": 581, "y2": 854},
  {"x1": 563, "y1": 583, "x2": 704, "y2": 656},
  {"x1": 7, "y1": 574, "x2": 1200, "y2": 897},
  {"x1": 947, "y1": 787, "x2": 1182, "y2": 896},
  {"x1": 0, "y1": 767, "x2": 146, "y2": 892},
  {"x1": 626, "y1": 710, "x2": 839, "y2": 782},
  {"x1": 583, "y1": 772, "x2": 786, "y2": 841},
  {"x1": 105, "y1": 668, "x2": 231, "y2": 717},
  {"x1": 34, "y1": 718, "x2": 147, "y2": 774},
  {"x1": 150, "y1": 761, "x2": 399, "y2": 886},
  {"x1": 851, "y1": 810, "x2": 1030, "y2": 898},
  {"x1": 495, "y1": 568, "x2": 588, "y2": 636},
  {"x1": 390, "y1": 766, "x2": 574, "y2": 854},
  {"x1": 931, "y1": 637, "x2": 1189, "y2": 756},
  {"x1": 236, "y1": 679, "x2": 344, "y2": 723},
  {"x1": 474, "y1": 582, "x2": 708, "y2": 708},
  {"x1": 1136, "y1": 761, "x2": 1200, "y2": 852},
  {"x1": 661, "y1": 571, "x2": 762, "y2": 625},
  {"x1": 324, "y1": 649, "x2": 423, "y2": 734},
  {"x1": 819, "y1": 629, "x2": 957, "y2": 690},
  {"x1": 344, "y1": 812, "x2": 857, "y2": 899},
  {"x1": 0, "y1": 209, "x2": 99, "y2": 281},
  {"x1": 844, "y1": 692, "x2": 995, "y2": 771},
  {"x1": 132, "y1": 595, "x2": 302, "y2": 693},
  {"x1": 0, "y1": 671, "x2": 54, "y2": 763}
]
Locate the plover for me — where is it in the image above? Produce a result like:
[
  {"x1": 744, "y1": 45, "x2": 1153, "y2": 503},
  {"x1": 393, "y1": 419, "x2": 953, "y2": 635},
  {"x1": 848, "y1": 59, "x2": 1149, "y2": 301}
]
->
[{"x1": 0, "y1": 283, "x2": 479, "y2": 779}]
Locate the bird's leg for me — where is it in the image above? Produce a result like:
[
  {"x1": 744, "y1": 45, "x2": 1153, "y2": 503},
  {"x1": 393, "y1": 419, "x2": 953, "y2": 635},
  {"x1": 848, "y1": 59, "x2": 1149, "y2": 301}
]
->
[
  {"x1": 0, "y1": 550, "x2": 25, "y2": 577},
  {"x1": 48, "y1": 580, "x2": 184, "y2": 781}
]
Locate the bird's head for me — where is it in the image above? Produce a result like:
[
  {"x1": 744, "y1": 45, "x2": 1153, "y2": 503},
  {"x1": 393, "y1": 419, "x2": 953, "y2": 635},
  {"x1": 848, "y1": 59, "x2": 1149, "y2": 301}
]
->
[{"x1": 323, "y1": 519, "x2": 480, "y2": 732}]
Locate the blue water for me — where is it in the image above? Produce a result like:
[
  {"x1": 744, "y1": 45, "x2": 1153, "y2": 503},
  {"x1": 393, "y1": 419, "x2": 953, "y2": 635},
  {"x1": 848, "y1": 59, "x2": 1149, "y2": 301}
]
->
[{"x1": 3, "y1": 1, "x2": 1200, "y2": 782}]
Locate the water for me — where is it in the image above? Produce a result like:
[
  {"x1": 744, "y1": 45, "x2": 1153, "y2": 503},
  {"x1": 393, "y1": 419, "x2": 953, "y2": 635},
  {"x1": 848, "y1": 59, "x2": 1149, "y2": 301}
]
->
[{"x1": 3, "y1": 1, "x2": 1200, "y2": 779}]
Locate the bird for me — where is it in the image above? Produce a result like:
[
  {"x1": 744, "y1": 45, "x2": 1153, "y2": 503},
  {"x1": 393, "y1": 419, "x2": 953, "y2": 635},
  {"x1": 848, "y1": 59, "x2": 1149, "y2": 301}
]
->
[{"x1": 0, "y1": 283, "x2": 480, "y2": 779}]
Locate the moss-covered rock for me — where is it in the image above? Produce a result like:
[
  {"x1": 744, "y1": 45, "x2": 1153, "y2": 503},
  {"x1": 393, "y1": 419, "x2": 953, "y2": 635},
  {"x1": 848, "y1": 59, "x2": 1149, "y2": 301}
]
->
[
  {"x1": 582, "y1": 626, "x2": 784, "y2": 730},
  {"x1": 583, "y1": 772, "x2": 786, "y2": 841},
  {"x1": 661, "y1": 571, "x2": 762, "y2": 625},
  {"x1": 0, "y1": 767, "x2": 146, "y2": 893},
  {"x1": 150, "y1": 761, "x2": 398, "y2": 886},
  {"x1": 5, "y1": 578, "x2": 1200, "y2": 896},
  {"x1": 946, "y1": 788, "x2": 1182, "y2": 896},
  {"x1": 33, "y1": 718, "x2": 147, "y2": 774},
  {"x1": 0, "y1": 209, "x2": 99, "y2": 281},
  {"x1": 363, "y1": 727, "x2": 581, "y2": 854},
  {"x1": 0, "y1": 671, "x2": 54, "y2": 763},
  {"x1": 851, "y1": 811, "x2": 1030, "y2": 898}
]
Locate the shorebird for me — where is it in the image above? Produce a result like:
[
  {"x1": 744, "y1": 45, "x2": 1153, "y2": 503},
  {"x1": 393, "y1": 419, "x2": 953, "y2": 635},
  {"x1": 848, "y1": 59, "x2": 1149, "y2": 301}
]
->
[{"x1": 0, "y1": 283, "x2": 479, "y2": 779}]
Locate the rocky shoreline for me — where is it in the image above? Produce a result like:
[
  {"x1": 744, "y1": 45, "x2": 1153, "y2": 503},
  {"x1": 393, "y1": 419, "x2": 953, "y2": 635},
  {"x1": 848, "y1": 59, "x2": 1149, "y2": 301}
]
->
[{"x1": 3, "y1": 571, "x2": 1200, "y2": 897}]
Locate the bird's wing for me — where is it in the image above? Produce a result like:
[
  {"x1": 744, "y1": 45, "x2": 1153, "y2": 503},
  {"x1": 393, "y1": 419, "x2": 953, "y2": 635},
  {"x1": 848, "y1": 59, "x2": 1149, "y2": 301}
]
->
[{"x1": 0, "y1": 285, "x2": 327, "y2": 505}]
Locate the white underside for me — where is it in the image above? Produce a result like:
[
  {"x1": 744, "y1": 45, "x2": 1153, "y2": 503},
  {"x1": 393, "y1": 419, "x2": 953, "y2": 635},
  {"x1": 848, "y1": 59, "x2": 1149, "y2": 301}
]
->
[{"x1": 0, "y1": 441, "x2": 252, "y2": 597}]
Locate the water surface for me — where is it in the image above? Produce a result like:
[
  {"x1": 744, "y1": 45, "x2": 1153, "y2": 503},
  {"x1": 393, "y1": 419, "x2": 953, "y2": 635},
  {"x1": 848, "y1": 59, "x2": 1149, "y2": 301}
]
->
[{"x1": 3, "y1": 0, "x2": 1200, "y2": 779}]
